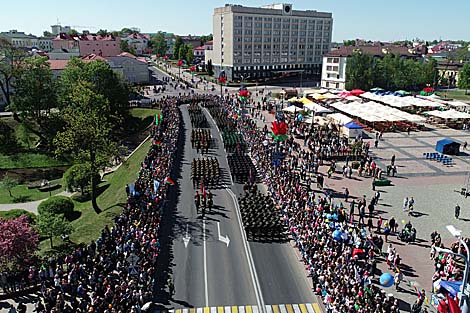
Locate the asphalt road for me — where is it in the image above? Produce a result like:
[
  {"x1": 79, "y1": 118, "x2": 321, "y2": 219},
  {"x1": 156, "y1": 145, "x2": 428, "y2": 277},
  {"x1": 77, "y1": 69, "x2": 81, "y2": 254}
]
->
[{"x1": 152, "y1": 64, "x2": 318, "y2": 309}]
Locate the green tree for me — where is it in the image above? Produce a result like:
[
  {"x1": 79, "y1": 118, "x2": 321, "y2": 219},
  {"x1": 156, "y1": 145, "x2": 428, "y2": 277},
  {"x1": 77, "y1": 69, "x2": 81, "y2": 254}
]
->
[
  {"x1": 38, "y1": 212, "x2": 73, "y2": 248},
  {"x1": 9, "y1": 56, "x2": 58, "y2": 147},
  {"x1": 173, "y1": 36, "x2": 183, "y2": 59},
  {"x1": 343, "y1": 40, "x2": 356, "y2": 46},
  {"x1": 57, "y1": 58, "x2": 130, "y2": 134},
  {"x1": 120, "y1": 40, "x2": 136, "y2": 55},
  {"x1": 37, "y1": 196, "x2": 74, "y2": 217},
  {"x1": 43, "y1": 31, "x2": 54, "y2": 37},
  {"x1": 178, "y1": 44, "x2": 187, "y2": 61},
  {"x1": 97, "y1": 29, "x2": 108, "y2": 36},
  {"x1": 63, "y1": 163, "x2": 95, "y2": 194},
  {"x1": 54, "y1": 82, "x2": 117, "y2": 213},
  {"x1": 0, "y1": 38, "x2": 27, "y2": 107},
  {"x1": 0, "y1": 174, "x2": 18, "y2": 198},
  {"x1": 0, "y1": 120, "x2": 17, "y2": 151},
  {"x1": 200, "y1": 34, "x2": 213, "y2": 46},
  {"x1": 185, "y1": 44, "x2": 194, "y2": 64},
  {"x1": 151, "y1": 31, "x2": 168, "y2": 56},
  {"x1": 458, "y1": 62, "x2": 470, "y2": 94},
  {"x1": 68, "y1": 29, "x2": 79, "y2": 35},
  {"x1": 345, "y1": 52, "x2": 375, "y2": 90},
  {"x1": 16, "y1": 122, "x2": 35, "y2": 148}
]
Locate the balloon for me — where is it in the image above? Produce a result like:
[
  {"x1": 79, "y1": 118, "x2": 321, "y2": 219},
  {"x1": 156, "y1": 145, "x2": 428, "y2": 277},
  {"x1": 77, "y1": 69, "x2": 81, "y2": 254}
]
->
[
  {"x1": 332, "y1": 229, "x2": 342, "y2": 241},
  {"x1": 402, "y1": 219, "x2": 406, "y2": 224},
  {"x1": 380, "y1": 273, "x2": 394, "y2": 287}
]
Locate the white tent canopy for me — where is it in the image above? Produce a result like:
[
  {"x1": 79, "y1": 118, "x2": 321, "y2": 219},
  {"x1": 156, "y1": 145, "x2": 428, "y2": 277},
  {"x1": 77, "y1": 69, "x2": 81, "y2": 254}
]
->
[
  {"x1": 327, "y1": 112, "x2": 353, "y2": 125},
  {"x1": 330, "y1": 101, "x2": 426, "y2": 123},
  {"x1": 282, "y1": 105, "x2": 302, "y2": 113},
  {"x1": 303, "y1": 102, "x2": 332, "y2": 114},
  {"x1": 361, "y1": 92, "x2": 441, "y2": 108},
  {"x1": 423, "y1": 109, "x2": 470, "y2": 120}
]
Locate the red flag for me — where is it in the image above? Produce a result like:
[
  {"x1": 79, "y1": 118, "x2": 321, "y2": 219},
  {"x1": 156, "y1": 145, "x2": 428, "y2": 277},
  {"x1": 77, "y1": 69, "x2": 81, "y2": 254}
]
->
[
  {"x1": 177, "y1": 60, "x2": 183, "y2": 67},
  {"x1": 165, "y1": 177, "x2": 175, "y2": 186},
  {"x1": 447, "y1": 294, "x2": 462, "y2": 313},
  {"x1": 200, "y1": 179, "x2": 206, "y2": 199},
  {"x1": 352, "y1": 248, "x2": 365, "y2": 258}
]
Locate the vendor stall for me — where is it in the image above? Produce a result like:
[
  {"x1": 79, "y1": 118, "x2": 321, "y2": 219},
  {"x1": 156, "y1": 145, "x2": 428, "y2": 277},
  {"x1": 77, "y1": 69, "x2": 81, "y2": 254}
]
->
[{"x1": 341, "y1": 121, "x2": 363, "y2": 138}]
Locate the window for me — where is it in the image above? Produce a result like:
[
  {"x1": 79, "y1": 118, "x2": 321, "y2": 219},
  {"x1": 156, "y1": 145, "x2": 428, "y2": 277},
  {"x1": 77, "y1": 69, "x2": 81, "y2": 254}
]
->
[
  {"x1": 245, "y1": 29, "x2": 252, "y2": 35},
  {"x1": 264, "y1": 23, "x2": 272, "y2": 28},
  {"x1": 245, "y1": 22, "x2": 252, "y2": 27},
  {"x1": 234, "y1": 29, "x2": 242, "y2": 35},
  {"x1": 255, "y1": 22, "x2": 262, "y2": 28},
  {"x1": 234, "y1": 22, "x2": 242, "y2": 27},
  {"x1": 264, "y1": 30, "x2": 271, "y2": 35},
  {"x1": 235, "y1": 15, "x2": 242, "y2": 20},
  {"x1": 244, "y1": 16, "x2": 253, "y2": 20}
]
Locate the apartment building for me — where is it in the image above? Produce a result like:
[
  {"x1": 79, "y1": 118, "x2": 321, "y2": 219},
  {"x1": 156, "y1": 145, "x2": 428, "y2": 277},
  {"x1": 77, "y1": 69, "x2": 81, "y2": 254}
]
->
[{"x1": 206, "y1": 3, "x2": 333, "y2": 82}]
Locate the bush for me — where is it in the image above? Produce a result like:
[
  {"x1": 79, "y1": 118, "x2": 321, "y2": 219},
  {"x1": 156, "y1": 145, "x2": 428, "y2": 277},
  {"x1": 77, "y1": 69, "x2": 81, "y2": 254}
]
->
[
  {"x1": 63, "y1": 163, "x2": 95, "y2": 194},
  {"x1": 37, "y1": 196, "x2": 74, "y2": 217},
  {"x1": 0, "y1": 209, "x2": 36, "y2": 224}
]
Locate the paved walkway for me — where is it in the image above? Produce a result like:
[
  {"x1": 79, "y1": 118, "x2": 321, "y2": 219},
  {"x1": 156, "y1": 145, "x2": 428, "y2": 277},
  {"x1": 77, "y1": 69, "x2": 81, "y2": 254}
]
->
[{"x1": 0, "y1": 190, "x2": 73, "y2": 214}]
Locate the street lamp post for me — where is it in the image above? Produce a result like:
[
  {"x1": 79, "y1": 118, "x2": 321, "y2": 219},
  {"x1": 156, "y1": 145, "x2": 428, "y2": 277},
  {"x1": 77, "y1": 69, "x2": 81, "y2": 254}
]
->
[{"x1": 434, "y1": 225, "x2": 470, "y2": 313}]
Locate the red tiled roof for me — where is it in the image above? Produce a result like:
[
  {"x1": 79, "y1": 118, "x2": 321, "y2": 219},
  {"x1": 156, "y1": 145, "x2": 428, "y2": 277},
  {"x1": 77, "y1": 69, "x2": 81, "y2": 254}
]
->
[
  {"x1": 48, "y1": 55, "x2": 107, "y2": 70},
  {"x1": 193, "y1": 46, "x2": 205, "y2": 50},
  {"x1": 53, "y1": 33, "x2": 117, "y2": 41}
]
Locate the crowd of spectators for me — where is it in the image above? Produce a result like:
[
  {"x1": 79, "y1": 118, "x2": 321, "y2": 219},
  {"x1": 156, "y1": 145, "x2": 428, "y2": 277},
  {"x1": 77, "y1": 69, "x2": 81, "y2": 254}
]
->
[
  {"x1": 201, "y1": 94, "x2": 406, "y2": 313},
  {"x1": 1, "y1": 98, "x2": 181, "y2": 313}
]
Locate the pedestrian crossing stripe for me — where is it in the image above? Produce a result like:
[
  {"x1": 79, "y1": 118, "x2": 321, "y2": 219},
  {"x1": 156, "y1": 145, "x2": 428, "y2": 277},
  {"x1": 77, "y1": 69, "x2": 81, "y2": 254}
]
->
[{"x1": 170, "y1": 304, "x2": 322, "y2": 313}]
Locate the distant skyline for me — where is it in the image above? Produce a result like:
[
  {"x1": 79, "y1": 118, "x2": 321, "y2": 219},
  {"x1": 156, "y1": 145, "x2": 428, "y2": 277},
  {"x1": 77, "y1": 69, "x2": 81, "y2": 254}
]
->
[{"x1": 1, "y1": 0, "x2": 469, "y2": 42}]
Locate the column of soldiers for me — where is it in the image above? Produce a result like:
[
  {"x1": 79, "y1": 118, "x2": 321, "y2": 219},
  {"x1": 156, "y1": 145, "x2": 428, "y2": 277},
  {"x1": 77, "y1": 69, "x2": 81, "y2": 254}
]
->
[
  {"x1": 222, "y1": 131, "x2": 246, "y2": 153},
  {"x1": 228, "y1": 153, "x2": 257, "y2": 184},
  {"x1": 239, "y1": 186, "x2": 285, "y2": 241},
  {"x1": 191, "y1": 157, "x2": 220, "y2": 189},
  {"x1": 191, "y1": 128, "x2": 211, "y2": 154},
  {"x1": 187, "y1": 103, "x2": 208, "y2": 128}
]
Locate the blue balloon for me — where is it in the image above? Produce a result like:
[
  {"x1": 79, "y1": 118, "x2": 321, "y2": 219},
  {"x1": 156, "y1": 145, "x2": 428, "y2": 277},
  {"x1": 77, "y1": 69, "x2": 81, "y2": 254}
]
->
[
  {"x1": 332, "y1": 229, "x2": 342, "y2": 241},
  {"x1": 380, "y1": 273, "x2": 394, "y2": 287}
]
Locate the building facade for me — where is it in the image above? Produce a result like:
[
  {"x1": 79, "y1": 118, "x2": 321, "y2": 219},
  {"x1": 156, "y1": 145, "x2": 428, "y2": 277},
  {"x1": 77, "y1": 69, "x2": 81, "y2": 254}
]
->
[
  {"x1": 0, "y1": 30, "x2": 38, "y2": 49},
  {"x1": 208, "y1": 4, "x2": 333, "y2": 82},
  {"x1": 321, "y1": 46, "x2": 420, "y2": 90},
  {"x1": 52, "y1": 33, "x2": 121, "y2": 58},
  {"x1": 121, "y1": 33, "x2": 150, "y2": 55}
]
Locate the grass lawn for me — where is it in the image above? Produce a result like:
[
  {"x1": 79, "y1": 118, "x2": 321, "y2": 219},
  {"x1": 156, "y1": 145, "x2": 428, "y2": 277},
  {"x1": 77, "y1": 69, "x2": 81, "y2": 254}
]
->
[
  {"x1": 0, "y1": 152, "x2": 70, "y2": 169},
  {"x1": 436, "y1": 89, "x2": 470, "y2": 102},
  {"x1": 38, "y1": 138, "x2": 152, "y2": 256},
  {"x1": 0, "y1": 178, "x2": 63, "y2": 204}
]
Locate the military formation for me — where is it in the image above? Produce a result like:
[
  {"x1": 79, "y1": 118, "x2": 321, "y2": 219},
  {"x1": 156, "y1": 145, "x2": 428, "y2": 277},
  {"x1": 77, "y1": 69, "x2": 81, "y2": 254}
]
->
[
  {"x1": 228, "y1": 153, "x2": 257, "y2": 184},
  {"x1": 239, "y1": 186, "x2": 286, "y2": 241},
  {"x1": 222, "y1": 130, "x2": 246, "y2": 153},
  {"x1": 191, "y1": 157, "x2": 220, "y2": 188},
  {"x1": 187, "y1": 103, "x2": 208, "y2": 128},
  {"x1": 191, "y1": 128, "x2": 211, "y2": 154}
]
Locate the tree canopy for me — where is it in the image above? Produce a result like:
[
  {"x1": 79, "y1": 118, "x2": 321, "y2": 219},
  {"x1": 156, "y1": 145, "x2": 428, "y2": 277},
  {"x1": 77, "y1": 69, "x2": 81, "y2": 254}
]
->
[
  {"x1": 38, "y1": 212, "x2": 73, "y2": 248},
  {"x1": 345, "y1": 52, "x2": 437, "y2": 91},
  {"x1": 37, "y1": 196, "x2": 74, "y2": 217},
  {"x1": 458, "y1": 62, "x2": 470, "y2": 94},
  {"x1": 173, "y1": 36, "x2": 183, "y2": 59},
  {"x1": 54, "y1": 81, "x2": 118, "y2": 213},
  {"x1": 57, "y1": 58, "x2": 130, "y2": 132},
  {"x1": 0, "y1": 38, "x2": 27, "y2": 107},
  {"x1": 150, "y1": 31, "x2": 168, "y2": 56},
  {"x1": 0, "y1": 215, "x2": 39, "y2": 271}
]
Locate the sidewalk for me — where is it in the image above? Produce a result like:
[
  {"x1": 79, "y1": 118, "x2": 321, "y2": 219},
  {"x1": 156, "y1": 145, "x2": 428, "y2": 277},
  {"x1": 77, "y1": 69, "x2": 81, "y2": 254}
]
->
[{"x1": 0, "y1": 190, "x2": 73, "y2": 214}]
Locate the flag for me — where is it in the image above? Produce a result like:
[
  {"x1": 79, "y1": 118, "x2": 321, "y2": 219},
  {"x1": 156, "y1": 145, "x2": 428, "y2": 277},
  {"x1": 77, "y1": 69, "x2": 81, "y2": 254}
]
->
[
  {"x1": 155, "y1": 113, "x2": 163, "y2": 125},
  {"x1": 165, "y1": 177, "x2": 175, "y2": 186},
  {"x1": 447, "y1": 294, "x2": 462, "y2": 313},
  {"x1": 154, "y1": 141, "x2": 162, "y2": 147},
  {"x1": 153, "y1": 180, "x2": 160, "y2": 193},
  {"x1": 200, "y1": 179, "x2": 206, "y2": 199},
  {"x1": 177, "y1": 60, "x2": 183, "y2": 67}
]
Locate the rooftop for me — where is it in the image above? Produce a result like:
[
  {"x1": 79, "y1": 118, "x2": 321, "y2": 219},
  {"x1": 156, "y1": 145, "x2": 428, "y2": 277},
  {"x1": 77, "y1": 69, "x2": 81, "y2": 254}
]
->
[{"x1": 325, "y1": 45, "x2": 417, "y2": 58}]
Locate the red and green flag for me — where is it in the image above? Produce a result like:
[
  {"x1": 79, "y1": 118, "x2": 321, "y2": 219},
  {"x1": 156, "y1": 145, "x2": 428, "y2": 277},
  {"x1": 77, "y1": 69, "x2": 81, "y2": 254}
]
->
[
  {"x1": 165, "y1": 177, "x2": 175, "y2": 186},
  {"x1": 155, "y1": 113, "x2": 163, "y2": 125}
]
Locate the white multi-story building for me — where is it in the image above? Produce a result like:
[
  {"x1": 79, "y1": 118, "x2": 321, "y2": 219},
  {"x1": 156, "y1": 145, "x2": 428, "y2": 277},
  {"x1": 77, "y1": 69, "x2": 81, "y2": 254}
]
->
[
  {"x1": 206, "y1": 3, "x2": 333, "y2": 82},
  {"x1": 0, "y1": 30, "x2": 38, "y2": 49}
]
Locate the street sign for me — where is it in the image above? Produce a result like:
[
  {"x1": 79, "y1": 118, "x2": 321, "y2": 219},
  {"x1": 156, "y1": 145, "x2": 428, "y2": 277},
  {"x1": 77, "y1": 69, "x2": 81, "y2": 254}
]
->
[
  {"x1": 128, "y1": 265, "x2": 139, "y2": 276},
  {"x1": 126, "y1": 253, "x2": 140, "y2": 266}
]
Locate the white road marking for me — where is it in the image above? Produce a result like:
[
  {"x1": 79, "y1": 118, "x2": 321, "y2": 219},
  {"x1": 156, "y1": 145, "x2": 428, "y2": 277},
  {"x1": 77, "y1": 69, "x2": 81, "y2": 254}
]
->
[
  {"x1": 217, "y1": 222, "x2": 230, "y2": 247},
  {"x1": 203, "y1": 217, "x2": 209, "y2": 307},
  {"x1": 227, "y1": 188, "x2": 266, "y2": 313}
]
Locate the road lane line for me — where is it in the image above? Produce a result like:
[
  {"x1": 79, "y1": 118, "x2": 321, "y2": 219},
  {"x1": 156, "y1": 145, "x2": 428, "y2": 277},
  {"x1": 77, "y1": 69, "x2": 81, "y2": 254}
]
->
[
  {"x1": 292, "y1": 304, "x2": 301, "y2": 313},
  {"x1": 211, "y1": 307, "x2": 217, "y2": 313},
  {"x1": 279, "y1": 305, "x2": 287, "y2": 313},
  {"x1": 190, "y1": 308, "x2": 196, "y2": 313},
  {"x1": 224, "y1": 306, "x2": 231, "y2": 313},
  {"x1": 305, "y1": 304, "x2": 314, "y2": 313},
  {"x1": 203, "y1": 217, "x2": 209, "y2": 307},
  {"x1": 285, "y1": 305, "x2": 293, "y2": 313},
  {"x1": 246, "y1": 306, "x2": 253, "y2": 313},
  {"x1": 227, "y1": 188, "x2": 265, "y2": 313},
  {"x1": 239, "y1": 306, "x2": 245, "y2": 313}
]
